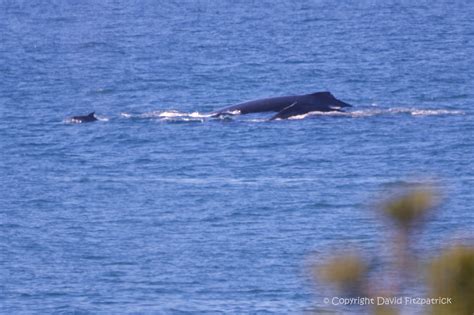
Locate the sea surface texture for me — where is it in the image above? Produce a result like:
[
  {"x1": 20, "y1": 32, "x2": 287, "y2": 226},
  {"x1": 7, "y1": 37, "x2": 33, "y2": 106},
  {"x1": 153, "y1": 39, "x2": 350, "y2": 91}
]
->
[{"x1": 1, "y1": 1, "x2": 473, "y2": 314}]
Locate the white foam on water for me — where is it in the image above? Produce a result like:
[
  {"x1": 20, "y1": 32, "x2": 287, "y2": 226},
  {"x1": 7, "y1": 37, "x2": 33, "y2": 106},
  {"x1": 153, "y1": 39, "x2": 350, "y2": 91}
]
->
[
  {"x1": 288, "y1": 110, "x2": 346, "y2": 120},
  {"x1": 385, "y1": 107, "x2": 466, "y2": 116},
  {"x1": 64, "y1": 118, "x2": 81, "y2": 124},
  {"x1": 405, "y1": 109, "x2": 464, "y2": 116},
  {"x1": 111, "y1": 107, "x2": 467, "y2": 123},
  {"x1": 158, "y1": 111, "x2": 187, "y2": 118},
  {"x1": 284, "y1": 107, "x2": 465, "y2": 120},
  {"x1": 221, "y1": 110, "x2": 241, "y2": 116},
  {"x1": 64, "y1": 116, "x2": 109, "y2": 124}
]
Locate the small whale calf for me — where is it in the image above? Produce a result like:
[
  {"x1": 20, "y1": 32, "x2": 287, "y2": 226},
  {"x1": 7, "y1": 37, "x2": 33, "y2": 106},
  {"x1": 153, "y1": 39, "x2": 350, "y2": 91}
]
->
[
  {"x1": 212, "y1": 91, "x2": 352, "y2": 120},
  {"x1": 71, "y1": 112, "x2": 97, "y2": 123}
]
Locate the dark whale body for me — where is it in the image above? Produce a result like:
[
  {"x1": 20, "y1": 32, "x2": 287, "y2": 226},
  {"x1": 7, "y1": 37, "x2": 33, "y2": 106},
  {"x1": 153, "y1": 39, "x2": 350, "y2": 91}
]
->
[
  {"x1": 71, "y1": 112, "x2": 97, "y2": 123},
  {"x1": 213, "y1": 91, "x2": 352, "y2": 120}
]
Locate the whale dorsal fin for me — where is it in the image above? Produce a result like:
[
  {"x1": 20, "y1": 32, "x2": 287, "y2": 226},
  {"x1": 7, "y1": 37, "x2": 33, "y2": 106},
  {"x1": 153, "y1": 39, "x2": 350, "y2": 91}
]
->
[
  {"x1": 88, "y1": 112, "x2": 95, "y2": 117},
  {"x1": 309, "y1": 91, "x2": 352, "y2": 107},
  {"x1": 310, "y1": 91, "x2": 331, "y2": 97}
]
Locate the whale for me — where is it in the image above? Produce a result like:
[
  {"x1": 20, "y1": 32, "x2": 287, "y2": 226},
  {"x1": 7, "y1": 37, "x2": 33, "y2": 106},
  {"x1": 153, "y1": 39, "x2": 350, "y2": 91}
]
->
[
  {"x1": 71, "y1": 112, "x2": 97, "y2": 123},
  {"x1": 212, "y1": 91, "x2": 352, "y2": 120}
]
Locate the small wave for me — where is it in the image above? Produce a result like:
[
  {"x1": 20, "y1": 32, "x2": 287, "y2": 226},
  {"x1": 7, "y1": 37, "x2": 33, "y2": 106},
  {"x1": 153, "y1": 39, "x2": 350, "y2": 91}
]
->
[
  {"x1": 121, "y1": 110, "x2": 212, "y2": 119},
  {"x1": 286, "y1": 108, "x2": 465, "y2": 120},
  {"x1": 158, "y1": 111, "x2": 211, "y2": 118},
  {"x1": 379, "y1": 107, "x2": 465, "y2": 117},
  {"x1": 391, "y1": 108, "x2": 465, "y2": 116},
  {"x1": 247, "y1": 118, "x2": 268, "y2": 122}
]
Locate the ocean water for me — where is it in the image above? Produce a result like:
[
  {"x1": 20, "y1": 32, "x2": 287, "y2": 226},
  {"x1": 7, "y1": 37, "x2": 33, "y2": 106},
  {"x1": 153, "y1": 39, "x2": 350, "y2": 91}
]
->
[{"x1": 1, "y1": 1, "x2": 473, "y2": 314}]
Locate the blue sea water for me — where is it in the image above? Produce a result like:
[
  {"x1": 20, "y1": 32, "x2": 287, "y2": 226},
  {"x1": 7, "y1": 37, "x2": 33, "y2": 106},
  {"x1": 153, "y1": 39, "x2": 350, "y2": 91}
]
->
[{"x1": 1, "y1": 1, "x2": 473, "y2": 314}]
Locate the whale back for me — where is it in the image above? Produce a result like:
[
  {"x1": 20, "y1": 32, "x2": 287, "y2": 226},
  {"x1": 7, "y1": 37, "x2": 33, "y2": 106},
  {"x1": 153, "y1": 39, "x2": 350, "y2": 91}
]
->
[
  {"x1": 212, "y1": 91, "x2": 352, "y2": 118},
  {"x1": 215, "y1": 95, "x2": 298, "y2": 115}
]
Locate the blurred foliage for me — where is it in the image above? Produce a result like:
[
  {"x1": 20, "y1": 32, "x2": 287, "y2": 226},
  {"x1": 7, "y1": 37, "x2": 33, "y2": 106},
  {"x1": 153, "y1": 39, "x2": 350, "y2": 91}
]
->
[
  {"x1": 430, "y1": 245, "x2": 474, "y2": 315},
  {"x1": 373, "y1": 305, "x2": 399, "y2": 315},
  {"x1": 312, "y1": 184, "x2": 474, "y2": 315},
  {"x1": 382, "y1": 187, "x2": 436, "y2": 230},
  {"x1": 318, "y1": 254, "x2": 367, "y2": 295}
]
